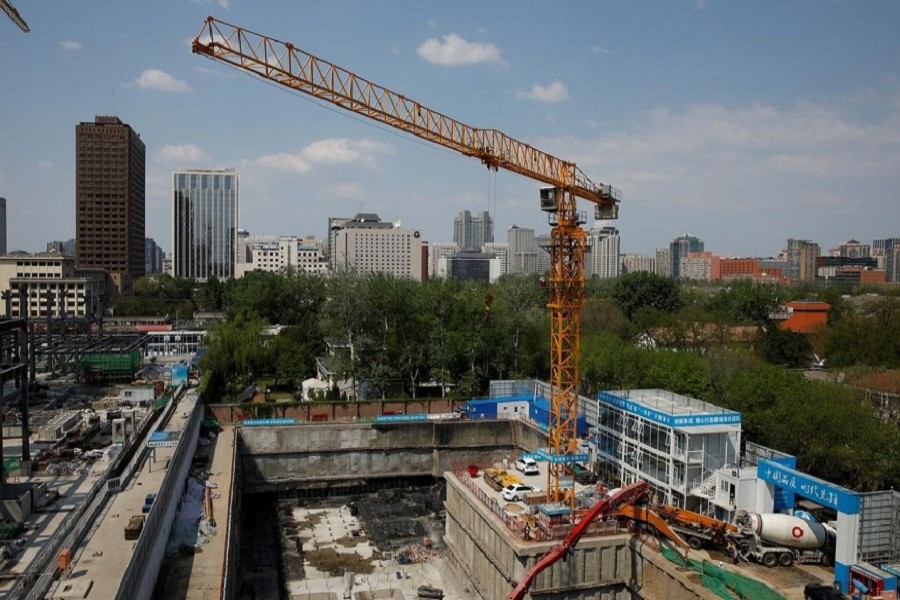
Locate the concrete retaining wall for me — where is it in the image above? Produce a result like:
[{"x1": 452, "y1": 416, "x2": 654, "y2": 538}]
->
[
  {"x1": 444, "y1": 474, "x2": 720, "y2": 600},
  {"x1": 239, "y1": 420, "x2": 518, "y2": 489}
]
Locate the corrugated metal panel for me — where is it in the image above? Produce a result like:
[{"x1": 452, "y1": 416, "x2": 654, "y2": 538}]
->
[{"x1": 858, "y1": 490, "x2": 900, "y2": 564}]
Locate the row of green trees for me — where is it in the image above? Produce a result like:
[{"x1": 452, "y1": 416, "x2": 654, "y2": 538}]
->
[
  {"x1": 581, "y1": 334, "x2": 900, "y2": 491},
  {"x1": 119, "y1": 269, "x2": 900, "y2": 490},
  {"x1": 193, "y1": 269, "x2": 549, "y2": 401}
]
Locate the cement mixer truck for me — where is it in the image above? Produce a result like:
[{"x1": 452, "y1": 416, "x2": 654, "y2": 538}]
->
[{"x1": 732, "y1": 510, "x2": 836, "y2": 568}]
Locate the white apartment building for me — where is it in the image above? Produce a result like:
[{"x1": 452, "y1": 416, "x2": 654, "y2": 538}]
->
[
  {"x1": 508, "y1": 226, "x2": 540, "y2": 274},
  {"x1": 482, "y1": 242, "x2": 509, "y2": 277},
  {"x1": 655, "y1": 248, "x2": 672, "y2": 278},
  {"x1": 587, "y1": 226, "x2": 620, "y2": 279},
  {"x1": 332, "y1": 214, "x2": 425, "y2": 280},
  {"x1": 236, "y1": 235, "x2": 328, "y2": 277},
  {"x1": 680, "y1": 252, "x2": 717, "y2": 282},
  {"x1": 428, "y1": 242, "x2": 458, "y2": 279},
  {"x1": 621, "y1": 253, "x2": 655, "y2": 275},
  {"x1": 0, "y1": 254, "x2": 107, "y2": 319}
]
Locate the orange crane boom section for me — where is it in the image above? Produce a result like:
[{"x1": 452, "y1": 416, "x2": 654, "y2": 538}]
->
[{"x1": 191, "y1": 16, "x2": 620, "y2": 208}]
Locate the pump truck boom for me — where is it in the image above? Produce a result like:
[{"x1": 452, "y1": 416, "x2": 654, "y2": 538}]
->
[{"x1": 192, "y1": 16, "x2": 621, "y2": 507}]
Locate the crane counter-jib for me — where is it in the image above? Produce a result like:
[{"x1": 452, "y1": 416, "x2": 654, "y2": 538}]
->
[{"x1": 191, "y1": 16, "x2": 620, "y2": 208}]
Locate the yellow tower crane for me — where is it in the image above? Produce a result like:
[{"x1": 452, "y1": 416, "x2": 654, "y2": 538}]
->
[{"x1": 192, "y1": 16, "x2": 621, "y2": 507}]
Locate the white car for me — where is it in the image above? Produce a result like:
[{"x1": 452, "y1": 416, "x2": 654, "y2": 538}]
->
[
  {"x1": 514, "y1": 457, "x2": 540, "y2": 475},
  {"x1": 502, "y1": 483, "x2": 541, "y2": 502}
]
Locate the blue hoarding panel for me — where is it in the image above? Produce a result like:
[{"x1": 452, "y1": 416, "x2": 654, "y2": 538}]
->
[{"x1": 757, "y1": 459, "x2": 860, "y2": 514}]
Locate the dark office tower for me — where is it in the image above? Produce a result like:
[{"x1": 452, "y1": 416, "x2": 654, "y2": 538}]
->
[{"x1": 75, "y1": 116, "x2": 146, "y2": 294}]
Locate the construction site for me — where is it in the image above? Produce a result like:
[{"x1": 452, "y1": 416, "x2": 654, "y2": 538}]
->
[{"x1": 0, "y1": 6, "x2": 898, "y2": 600}]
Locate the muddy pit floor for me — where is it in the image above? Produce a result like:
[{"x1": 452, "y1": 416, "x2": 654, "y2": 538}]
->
[{"x1": 274, "y1": 483, "x2": 479, "y2": 600}]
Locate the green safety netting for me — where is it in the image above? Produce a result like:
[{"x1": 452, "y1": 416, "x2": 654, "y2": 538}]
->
[
  {"x1": 661, "y1": 547, "x2": 787, "y2": 600},
  {"x1": 79, "y1": 350, "x2": 142, "y2": 374},
  {"x1": 3, "y1": 457, "x2": 21, "y2": 473}
]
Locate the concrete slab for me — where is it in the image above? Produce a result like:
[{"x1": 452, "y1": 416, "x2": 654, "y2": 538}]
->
[{"x1": 47, "y1": 393, "x2": 200, "y2": 600}]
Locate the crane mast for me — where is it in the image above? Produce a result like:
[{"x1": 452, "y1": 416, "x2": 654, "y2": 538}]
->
[{"x1": 193, "y1": 16, "x2": 621, "y2": 506}]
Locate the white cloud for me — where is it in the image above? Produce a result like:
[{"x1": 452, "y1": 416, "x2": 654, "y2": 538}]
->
[
  {"x1": 389, "y1": 45, "x2": 400, "y2": 57},
  {"x1": 540, "y1": 99, "x2": 900, "y2": 220},
  {"x1": 255, "y1": 153, "x2": 312, "y2": 174},
  {"x1": 592, "y1": 45, "x2": 614, "y2": 56},
  {"x1": 157, "y1": 144, "x2": 211, "y2": 163},
  {"x1": 516, "y1": 80, "x2": 570, "y2": 103},
  {"x1": 417, "y1": 33, "x2": 505, "y2": 67},
  {"x1": 254, "y1": 138, "x2": 392, "y2": 173},
  {"x1": 38, "y1": 160, "x2": 53, "y2": 170},
  {"x1": 131, "y1": 69, "x2": 192, "y2": 93},
  {"x1": 59, "y1": 40, "x2": 82, "y2": 51}
]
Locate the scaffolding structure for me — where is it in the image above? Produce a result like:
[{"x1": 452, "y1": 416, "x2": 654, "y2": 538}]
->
[{"x1": 30, "y1": 332, "x2": 146, "y2": 382}]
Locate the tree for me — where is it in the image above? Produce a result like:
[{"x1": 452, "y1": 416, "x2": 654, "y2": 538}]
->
[
  {"x1": 757, "y1": 325, "x2": 812, "y2": 368},
  {"x1": 612, "y1": 271, "x2": 684, "y2": 320},
  {"x1": 200, "y1": 313, "x2": 268, "y2": 402},
  {"x1": 704, "y1": 280, "x2": 780, "y2": 325},
  {"x1": 491, "y1": 274, "x2": 546, "y2": 376}
]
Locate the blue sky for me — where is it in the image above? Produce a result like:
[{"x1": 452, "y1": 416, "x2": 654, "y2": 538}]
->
[{"x1": 1, "y1": 1, "x2": 899, "y2": 258}]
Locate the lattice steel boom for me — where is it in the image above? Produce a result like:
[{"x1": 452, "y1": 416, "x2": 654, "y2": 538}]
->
[
  {"x1": 192, "y1": 16, "x2": 621, "y2": 505},
  {"x1": 0, "y1": 0, "x2": 29, "y2": 32}
]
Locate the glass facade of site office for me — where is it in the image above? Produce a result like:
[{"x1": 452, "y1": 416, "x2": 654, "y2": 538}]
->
[
  {"x1": 172, "y1": 169, "x2": 238, "y2": 281},
  {"x1": 594, "y1": 389, "x2": 742, "y2": 512}
]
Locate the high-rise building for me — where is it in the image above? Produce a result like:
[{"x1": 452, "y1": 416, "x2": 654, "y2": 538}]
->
[
  {"x1": 669, "y1": 234, "x2": 704, "y2": 279},
  {"x1": 76, "y1": 116, "x2": 146, "y2": 293},
  {"x1": 331, "y1": 213, "x2": 424, "y2": 280},
  {"x1": 507, "y1": 225, "x2": 540, "y2": 274},
  {"x1": 655, "y1": 248, "x2": 671, "y2": 278},
  {"x1": 235, "y1": 235, "x2": 328, "y2": 277},
  {"x1": 587, "y1": 226, "x2": 620, "y2": 279},
  {"x1": 873, "y1": 238, "x2": 900, "y2": 282},
  {"x1": 482, "y1": 242, "x2": 509, "y2": 278},
  {"x1": 786, "y1": 238, "x2": 820, "y2": 283},
  {"x1": 719, "y1": 258, "x2": 760, "y2": 280},
  {"x1": 453, "y1": 210, "x2": 493, "y2": 251},
  {"x1": 46, "y1": 239, "x2": 77, "y2": 256},
  {"x1": 172, "y1": 169, "x2": 239, "y2": 281},
  {"x1": 839, "y1": 239, "x2": 870, "y2": 259},
  {"x1": 427, "y1": 242, "x2": 458, "y2": 279},
  {"x1": 680, "y1": 252, "x2": 720, "y2": 282},
  {"x1": 0, "y1": 197, "x2": 6, "y2": 255},
  {"x1": 621, "y1": 253, "x2": 655, "y2": 275},
  {"x1": 145, "y1": 238, "x2": 165, "y2": 274}
]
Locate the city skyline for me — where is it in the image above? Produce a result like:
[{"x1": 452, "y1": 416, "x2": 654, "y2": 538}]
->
[{"x1": 1, "y1": 2, "x2": 899, "y2": 257}]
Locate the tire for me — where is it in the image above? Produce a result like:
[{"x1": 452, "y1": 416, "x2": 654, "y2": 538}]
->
[
  {"x1": 778, "y1": 552, "x2": 794, "y2": 567},
  {"x1": 762, "y1": 552, "x2": 778, "y2": 568},
  {"x1": 688, "y1": 536, "x2": 703, "y2": 551}
]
